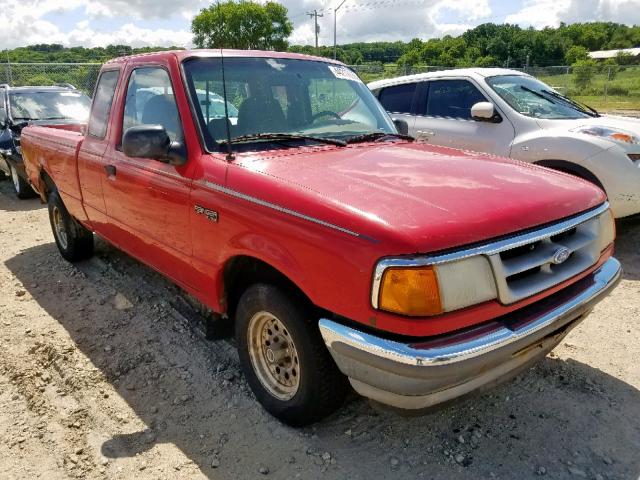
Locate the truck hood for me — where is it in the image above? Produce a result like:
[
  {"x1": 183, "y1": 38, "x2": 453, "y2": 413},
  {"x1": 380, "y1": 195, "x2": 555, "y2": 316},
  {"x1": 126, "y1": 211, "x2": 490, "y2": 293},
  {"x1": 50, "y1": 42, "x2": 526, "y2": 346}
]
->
[{"x1": 230, "y1": 142, "x2": 605, "y2": 253}]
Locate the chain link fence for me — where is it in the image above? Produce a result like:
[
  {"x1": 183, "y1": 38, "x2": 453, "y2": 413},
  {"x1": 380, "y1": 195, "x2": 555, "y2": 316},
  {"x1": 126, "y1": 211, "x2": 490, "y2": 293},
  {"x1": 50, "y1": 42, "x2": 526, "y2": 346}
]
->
[
  {"x1": 351, "y1": 63, "x2": 640, "y2": 112},
  {"x1": 0, "y1": 63, "x2": 102, "y2": 95},
  {"x1": 0, "y1": 61, "x2": 638, "y2": 112}
]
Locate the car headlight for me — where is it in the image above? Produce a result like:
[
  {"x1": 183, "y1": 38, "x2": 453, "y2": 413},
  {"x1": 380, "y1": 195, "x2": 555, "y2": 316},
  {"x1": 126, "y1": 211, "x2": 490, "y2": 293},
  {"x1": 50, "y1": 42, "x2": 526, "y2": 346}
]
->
[
  {"x1": 573, "y1": 126, "x2": 640, "y2": 145},
  {"x1": 598, "y1": 209, "x2": 616, "y2": 252},
  {"x1": 373, "y1": 256, "x2": 497, "y2": 316}
]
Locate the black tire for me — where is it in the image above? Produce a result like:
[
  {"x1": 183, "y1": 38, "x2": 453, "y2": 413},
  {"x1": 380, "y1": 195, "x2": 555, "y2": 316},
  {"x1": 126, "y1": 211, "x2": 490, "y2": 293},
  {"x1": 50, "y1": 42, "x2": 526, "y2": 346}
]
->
[
  {"x1": 48, "y1": 189, "x2": 94, "y2": 262},
  {"x1": 9, "y1": 163, "x2": 37, "y2": 199},
  {"x1": 235, "y1": 283, "x2": 348, "y2": 426}
]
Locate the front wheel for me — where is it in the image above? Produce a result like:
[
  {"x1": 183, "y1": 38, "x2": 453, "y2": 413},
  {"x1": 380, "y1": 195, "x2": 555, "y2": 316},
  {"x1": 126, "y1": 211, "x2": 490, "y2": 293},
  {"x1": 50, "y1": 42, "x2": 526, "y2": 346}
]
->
[
  {"x1": 9, "y1": 163, "x2": 37, "y2": 199},
  {"x1": 48, "y1": 190, "x2": 94, "y2": 262},
  {"x1": 236, "y1": 284, "x2": 348, "y2": 426}
]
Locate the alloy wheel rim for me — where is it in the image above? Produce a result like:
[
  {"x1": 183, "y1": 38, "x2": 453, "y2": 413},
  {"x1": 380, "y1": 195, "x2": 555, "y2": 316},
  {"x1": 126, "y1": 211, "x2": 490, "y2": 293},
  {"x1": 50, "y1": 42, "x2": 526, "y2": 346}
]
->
[
  {"x1": 247, "y1": 311, "x2": 300, "y2": 401},
  {"x1": 52, "y1": 206, "x2": 68, "y2": 250}
]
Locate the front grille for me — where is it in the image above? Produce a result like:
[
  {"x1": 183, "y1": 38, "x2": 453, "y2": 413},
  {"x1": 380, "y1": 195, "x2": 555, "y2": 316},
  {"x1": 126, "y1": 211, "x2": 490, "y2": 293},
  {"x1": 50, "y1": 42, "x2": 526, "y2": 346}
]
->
[{"x1": 487, "y1": 214, "x2": 602, "y2": 304}]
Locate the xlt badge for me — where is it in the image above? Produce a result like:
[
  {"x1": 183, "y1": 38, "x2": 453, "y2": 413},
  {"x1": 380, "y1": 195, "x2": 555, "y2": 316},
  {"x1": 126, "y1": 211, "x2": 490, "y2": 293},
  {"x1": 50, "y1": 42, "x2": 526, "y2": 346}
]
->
[{"x1": 194, "y1": 204, "x2": 218, "y2": 223}]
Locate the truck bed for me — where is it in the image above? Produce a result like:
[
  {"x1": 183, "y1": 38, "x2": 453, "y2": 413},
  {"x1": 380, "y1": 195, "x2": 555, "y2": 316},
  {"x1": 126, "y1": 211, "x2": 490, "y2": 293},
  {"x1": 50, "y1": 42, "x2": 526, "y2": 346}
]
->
[{"x1": 21, "y1": 124, "x2": 85, "y2": 211}]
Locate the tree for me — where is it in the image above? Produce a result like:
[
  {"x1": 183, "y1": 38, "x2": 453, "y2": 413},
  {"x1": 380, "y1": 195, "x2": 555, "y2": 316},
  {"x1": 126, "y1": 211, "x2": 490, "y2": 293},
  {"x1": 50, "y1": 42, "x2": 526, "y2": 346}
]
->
[
  {"x1": 564, "y1": 45, "x2": 588, "y2": 65},
  {"x1": 572, "y1": 59, "x2": 597, "y2": 89},
  {"x1": 191, "y1": 1, "x2": 293, "y2": 51}
]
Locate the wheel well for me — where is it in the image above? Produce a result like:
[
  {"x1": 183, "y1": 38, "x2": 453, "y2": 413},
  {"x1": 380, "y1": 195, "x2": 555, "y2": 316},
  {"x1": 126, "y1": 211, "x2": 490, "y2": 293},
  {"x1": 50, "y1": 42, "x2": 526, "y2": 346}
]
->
[
  {"x1": 222, "y1": 256, "x2": 311, "y2": 321},
  {"x1": 534, "y1": 159, "x2": 606, "y2": 193},
  {"x1": 39, "y1": 170, "x2": 56, "y2": 201}
]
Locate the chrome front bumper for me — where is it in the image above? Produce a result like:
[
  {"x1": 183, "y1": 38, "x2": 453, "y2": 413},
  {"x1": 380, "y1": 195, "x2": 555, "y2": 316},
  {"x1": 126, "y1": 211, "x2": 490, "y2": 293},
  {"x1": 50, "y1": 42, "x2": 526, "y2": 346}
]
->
[{"x1": 319, "y1": 257, "x2": 622, "y2": 410}]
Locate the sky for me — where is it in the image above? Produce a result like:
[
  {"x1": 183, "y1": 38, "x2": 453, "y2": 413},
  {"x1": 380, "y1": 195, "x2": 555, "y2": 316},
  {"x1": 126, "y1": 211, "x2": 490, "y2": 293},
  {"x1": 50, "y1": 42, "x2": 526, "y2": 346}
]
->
[{"x1": 2, "y1": 0, "x2": 640, "y2": 50}]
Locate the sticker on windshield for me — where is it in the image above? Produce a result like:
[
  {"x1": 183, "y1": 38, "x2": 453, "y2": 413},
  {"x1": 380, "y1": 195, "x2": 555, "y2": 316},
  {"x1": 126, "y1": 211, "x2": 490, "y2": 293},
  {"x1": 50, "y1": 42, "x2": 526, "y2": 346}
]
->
[{"x1": 328, "y1": 65, "x2": 362, "y2": 83}]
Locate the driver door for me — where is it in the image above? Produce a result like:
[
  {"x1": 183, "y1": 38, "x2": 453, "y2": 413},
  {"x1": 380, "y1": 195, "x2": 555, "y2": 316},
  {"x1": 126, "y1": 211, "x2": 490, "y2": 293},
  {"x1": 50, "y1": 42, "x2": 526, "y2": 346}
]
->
[
  {"x1": 101, "y1": 65, "x2": 194, "y2": 287},
  {"x1": 413, "y1": 78, "x2": 515, "y2": 157}
]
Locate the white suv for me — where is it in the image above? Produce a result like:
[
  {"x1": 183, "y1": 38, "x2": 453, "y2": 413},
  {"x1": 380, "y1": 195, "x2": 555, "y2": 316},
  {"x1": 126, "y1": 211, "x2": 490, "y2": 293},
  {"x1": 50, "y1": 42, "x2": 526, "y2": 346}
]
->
[{"x1": 369, "y1": 68, "x2": 640, "y2": 218}]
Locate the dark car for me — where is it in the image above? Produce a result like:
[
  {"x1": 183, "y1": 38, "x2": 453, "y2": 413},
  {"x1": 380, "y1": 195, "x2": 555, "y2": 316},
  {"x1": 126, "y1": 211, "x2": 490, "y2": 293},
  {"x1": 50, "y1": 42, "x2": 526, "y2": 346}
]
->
[{"x1": 0, "y1": 84, "x2": 91, "y2": 198}]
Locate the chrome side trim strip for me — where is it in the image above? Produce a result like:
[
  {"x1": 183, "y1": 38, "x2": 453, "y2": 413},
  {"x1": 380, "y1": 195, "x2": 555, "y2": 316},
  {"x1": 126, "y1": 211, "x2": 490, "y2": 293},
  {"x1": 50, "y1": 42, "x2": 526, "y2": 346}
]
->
[
  {"x1": 371, "y1": 202, "x2": 609, "y2": 308},
  {"x1": 194, "y1": 179, "x2": 365, "y2": 238},
  {"x1": 322, "y1": 257, "x2": 621, "y2": 367}
]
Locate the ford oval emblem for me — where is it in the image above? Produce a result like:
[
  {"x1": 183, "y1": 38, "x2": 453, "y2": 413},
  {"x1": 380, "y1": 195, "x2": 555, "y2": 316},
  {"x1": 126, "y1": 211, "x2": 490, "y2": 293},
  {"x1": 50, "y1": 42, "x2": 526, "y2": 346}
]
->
[{"x1": 552, "y1": 247, "x2": 571, "y2": 265}]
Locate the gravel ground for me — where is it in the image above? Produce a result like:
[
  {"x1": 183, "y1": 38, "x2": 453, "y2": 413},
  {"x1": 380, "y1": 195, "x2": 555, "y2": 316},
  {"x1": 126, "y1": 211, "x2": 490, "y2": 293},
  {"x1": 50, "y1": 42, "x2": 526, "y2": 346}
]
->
[{"x1": 0, "y1": 178, "x2": 639, "y2": 480}]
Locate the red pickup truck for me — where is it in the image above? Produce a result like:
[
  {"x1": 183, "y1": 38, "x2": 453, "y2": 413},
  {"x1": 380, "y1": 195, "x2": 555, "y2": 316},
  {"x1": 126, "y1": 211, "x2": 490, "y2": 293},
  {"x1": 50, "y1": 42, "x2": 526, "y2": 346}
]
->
[{"x1": 21, "y1": 50, "x2": 620, "y2": 425}]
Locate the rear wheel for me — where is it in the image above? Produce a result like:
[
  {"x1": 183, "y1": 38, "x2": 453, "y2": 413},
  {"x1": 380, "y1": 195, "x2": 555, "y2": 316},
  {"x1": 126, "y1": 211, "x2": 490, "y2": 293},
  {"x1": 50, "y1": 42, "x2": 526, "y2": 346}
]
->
[
  {"x1": 48, "y1": 190, "x2": 94, "y2": 262},
  {"x1": 236, "y1": 284, "x2": 348, "y2": 426},
  {"x1": 9, "y1": 163, "x2": 37, "y2": 199}
]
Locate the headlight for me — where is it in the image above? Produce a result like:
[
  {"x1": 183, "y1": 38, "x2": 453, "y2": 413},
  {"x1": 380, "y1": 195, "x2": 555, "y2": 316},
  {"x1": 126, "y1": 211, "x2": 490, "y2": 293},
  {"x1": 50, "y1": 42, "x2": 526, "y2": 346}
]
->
[
  {"x1": 598, "y1": 209, "x2": 615, "y2": 252},
  {"x1": 573, "y1": 125, "x2": 640, "y2": 145},
  {"x1": 373, "y1": 256, "x2": 497, "y2": 317}
]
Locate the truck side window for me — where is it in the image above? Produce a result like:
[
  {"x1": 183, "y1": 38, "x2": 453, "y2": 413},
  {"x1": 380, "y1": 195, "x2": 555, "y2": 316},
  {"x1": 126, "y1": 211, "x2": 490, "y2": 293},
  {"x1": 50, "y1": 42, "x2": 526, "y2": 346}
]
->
[
  {"x1": 425, "y1": 79, "x2": 487, "y2": 119},
  {"x1": 122, "y1": 68, "x2": 183, "y2": 143},
  {"x1": 88, "y1": 70, "x2": 119, "y2": 138},
  {"x1": 378, "y1": 83, "x2": 416, "y2": 114}
]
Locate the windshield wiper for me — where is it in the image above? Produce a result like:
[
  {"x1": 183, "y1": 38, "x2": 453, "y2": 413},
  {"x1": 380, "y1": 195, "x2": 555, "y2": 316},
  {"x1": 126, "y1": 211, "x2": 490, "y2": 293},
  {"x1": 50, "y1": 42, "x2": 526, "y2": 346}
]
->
[
  {"x1": 221, "y1": 133, "x2": 346, "y2": 148},
  {"x1": 346, "y1": 132, "x2": 414, "y2": 144},
  {"x1": 540, "y1": 89, "x2": 600, "y2": 117},
  {"x1": 520, "y1": 86, "x2": 556, "y2": 104}
]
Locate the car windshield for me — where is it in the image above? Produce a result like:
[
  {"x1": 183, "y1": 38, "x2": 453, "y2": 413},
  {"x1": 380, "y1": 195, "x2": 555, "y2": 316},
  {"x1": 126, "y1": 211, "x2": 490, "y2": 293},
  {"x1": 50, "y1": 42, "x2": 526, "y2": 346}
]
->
[
  {"x1": 486, "y1": 75, "x2": 591, "y2": 120},
  {"x1": 9, "y1": 90, "x2": 91, "y2": 122},
  {"x1": 182, "y1": 56, "x2": 395, "y2": 150}
]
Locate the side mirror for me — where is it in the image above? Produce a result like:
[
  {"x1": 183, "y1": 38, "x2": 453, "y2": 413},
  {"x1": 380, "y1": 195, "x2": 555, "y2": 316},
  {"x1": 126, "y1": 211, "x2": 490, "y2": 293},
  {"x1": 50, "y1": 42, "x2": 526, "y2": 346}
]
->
[
  {"x1": 471, "y1": 102, "x2": 500, "y2": 122},
  {"x1": 122, "y1": 125, "x2": 187, "y2": 166},
  {"x1": 392, "y1": 118, "x2": 409, "y2": 135}
]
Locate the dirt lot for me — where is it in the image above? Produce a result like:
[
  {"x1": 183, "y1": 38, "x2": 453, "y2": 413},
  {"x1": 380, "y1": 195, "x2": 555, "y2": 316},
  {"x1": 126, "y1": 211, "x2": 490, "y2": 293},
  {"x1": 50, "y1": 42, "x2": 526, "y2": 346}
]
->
[{"x1": 0, "y1": 179, "x2": 638, "y2": 480}]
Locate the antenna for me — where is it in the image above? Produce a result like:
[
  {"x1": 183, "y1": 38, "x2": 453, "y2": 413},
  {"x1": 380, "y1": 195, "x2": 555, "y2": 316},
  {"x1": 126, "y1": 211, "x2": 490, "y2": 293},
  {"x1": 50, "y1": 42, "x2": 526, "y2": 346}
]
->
[{"x1": 220, "y1": 48, "x2": 235, "y2": 161}]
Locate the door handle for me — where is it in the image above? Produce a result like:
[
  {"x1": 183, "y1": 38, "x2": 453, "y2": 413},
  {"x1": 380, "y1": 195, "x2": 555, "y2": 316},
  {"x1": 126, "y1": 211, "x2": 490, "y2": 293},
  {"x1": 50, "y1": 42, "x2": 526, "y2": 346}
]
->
[
  {"x1": 417, "y1": 130, "x2": 436, "y2": 136},
  {"x1": 104, "y1": 164, "x2": 116, "y2": 177}
]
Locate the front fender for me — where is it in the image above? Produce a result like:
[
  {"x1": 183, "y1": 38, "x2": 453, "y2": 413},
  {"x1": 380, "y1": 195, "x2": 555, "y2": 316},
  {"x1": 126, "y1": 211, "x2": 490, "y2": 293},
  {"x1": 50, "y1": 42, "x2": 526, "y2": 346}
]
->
[{"x1": 511, "y1": 130, "x2": 607, "y2": 165}]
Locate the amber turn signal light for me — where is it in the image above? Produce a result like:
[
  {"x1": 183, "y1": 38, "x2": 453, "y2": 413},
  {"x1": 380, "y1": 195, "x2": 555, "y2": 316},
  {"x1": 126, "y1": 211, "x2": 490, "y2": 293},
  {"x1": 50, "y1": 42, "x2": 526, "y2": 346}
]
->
[{"x1": 378, "y1": 266, "x2": 443, "y2": 316}]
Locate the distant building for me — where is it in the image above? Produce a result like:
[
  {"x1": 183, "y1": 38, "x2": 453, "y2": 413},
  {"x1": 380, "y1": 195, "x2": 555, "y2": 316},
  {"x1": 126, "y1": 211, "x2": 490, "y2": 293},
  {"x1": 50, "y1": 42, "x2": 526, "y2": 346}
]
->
[{"x1": 588, "y1": 47, "x2": 640, "y2": 60}]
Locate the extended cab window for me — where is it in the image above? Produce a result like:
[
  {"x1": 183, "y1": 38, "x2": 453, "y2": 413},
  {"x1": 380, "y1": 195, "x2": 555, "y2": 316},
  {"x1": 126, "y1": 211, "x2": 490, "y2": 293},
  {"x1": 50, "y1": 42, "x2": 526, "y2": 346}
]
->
[
  {"x1": 378, "y1": 83, "x2": 416, "y2": 114},
  {"x1": 122, "y1": 67, "x2": 183, "y2": 143},
  {"x1": 88, "y1": 70, "x2": 119, "y2": 138},
  {"x1": 425, "y1": 79, "x2": 486, "y2": 119}
]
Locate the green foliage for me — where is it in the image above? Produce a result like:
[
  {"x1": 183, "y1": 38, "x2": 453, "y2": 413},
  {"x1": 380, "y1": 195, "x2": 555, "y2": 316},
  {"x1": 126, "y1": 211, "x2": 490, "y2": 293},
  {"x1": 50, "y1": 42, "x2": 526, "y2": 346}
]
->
[
  {"x1": 573, "y1": 59, "x2": 598, "y2": 89},
  {"x1": 191, "y1": 1, "x2": 292, "y2": 50},
  {"x1": 564, "y1": 45, "x2": 588, "y2": 64},
  {"x1": 296, "y1": 21, "x2": 640, "y2": 70},
  {"x1": 616, "y1": 51, "x2": 636, "y2": 65},
  {"x1": 2, "y1": 44, "x2": 180, "y2": 64}
]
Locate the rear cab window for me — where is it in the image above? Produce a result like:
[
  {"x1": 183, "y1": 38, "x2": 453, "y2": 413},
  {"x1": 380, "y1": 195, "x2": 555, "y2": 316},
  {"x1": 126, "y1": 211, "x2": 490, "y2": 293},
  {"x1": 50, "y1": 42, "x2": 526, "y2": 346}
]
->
[
  {"x1": 378, "y1": 83, "x2": 417, "y2": 114},
  {"x1": 88, "y1": 70, "x2": 120, "y2": 138},
  {"x1": 423, "y1": 79, "x2": 487, "y2": 119}
]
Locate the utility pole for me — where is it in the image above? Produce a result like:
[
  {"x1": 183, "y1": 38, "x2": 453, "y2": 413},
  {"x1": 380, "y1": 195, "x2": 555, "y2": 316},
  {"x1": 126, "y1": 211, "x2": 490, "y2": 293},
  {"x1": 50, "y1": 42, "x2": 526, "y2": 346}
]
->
[
  {"x1": 333, "y1": 0, "x2": 347, "y2": 60},
  {"x1": 307, "y1": 9, "x2": 324, "y2": 50}
]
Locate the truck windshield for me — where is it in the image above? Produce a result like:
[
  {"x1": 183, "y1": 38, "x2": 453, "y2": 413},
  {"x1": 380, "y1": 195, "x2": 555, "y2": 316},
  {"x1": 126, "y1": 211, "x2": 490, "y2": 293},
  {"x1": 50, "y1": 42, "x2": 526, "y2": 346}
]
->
[
  {"x1": 9, "y1": 90, "x2": 91, "y2": 122},
  {"x1": 486, "y1": 75, "x2": 592, "y2": 120},
  {"x1": 182, "y1": 56, "x2": 395, "y2": 150}
]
